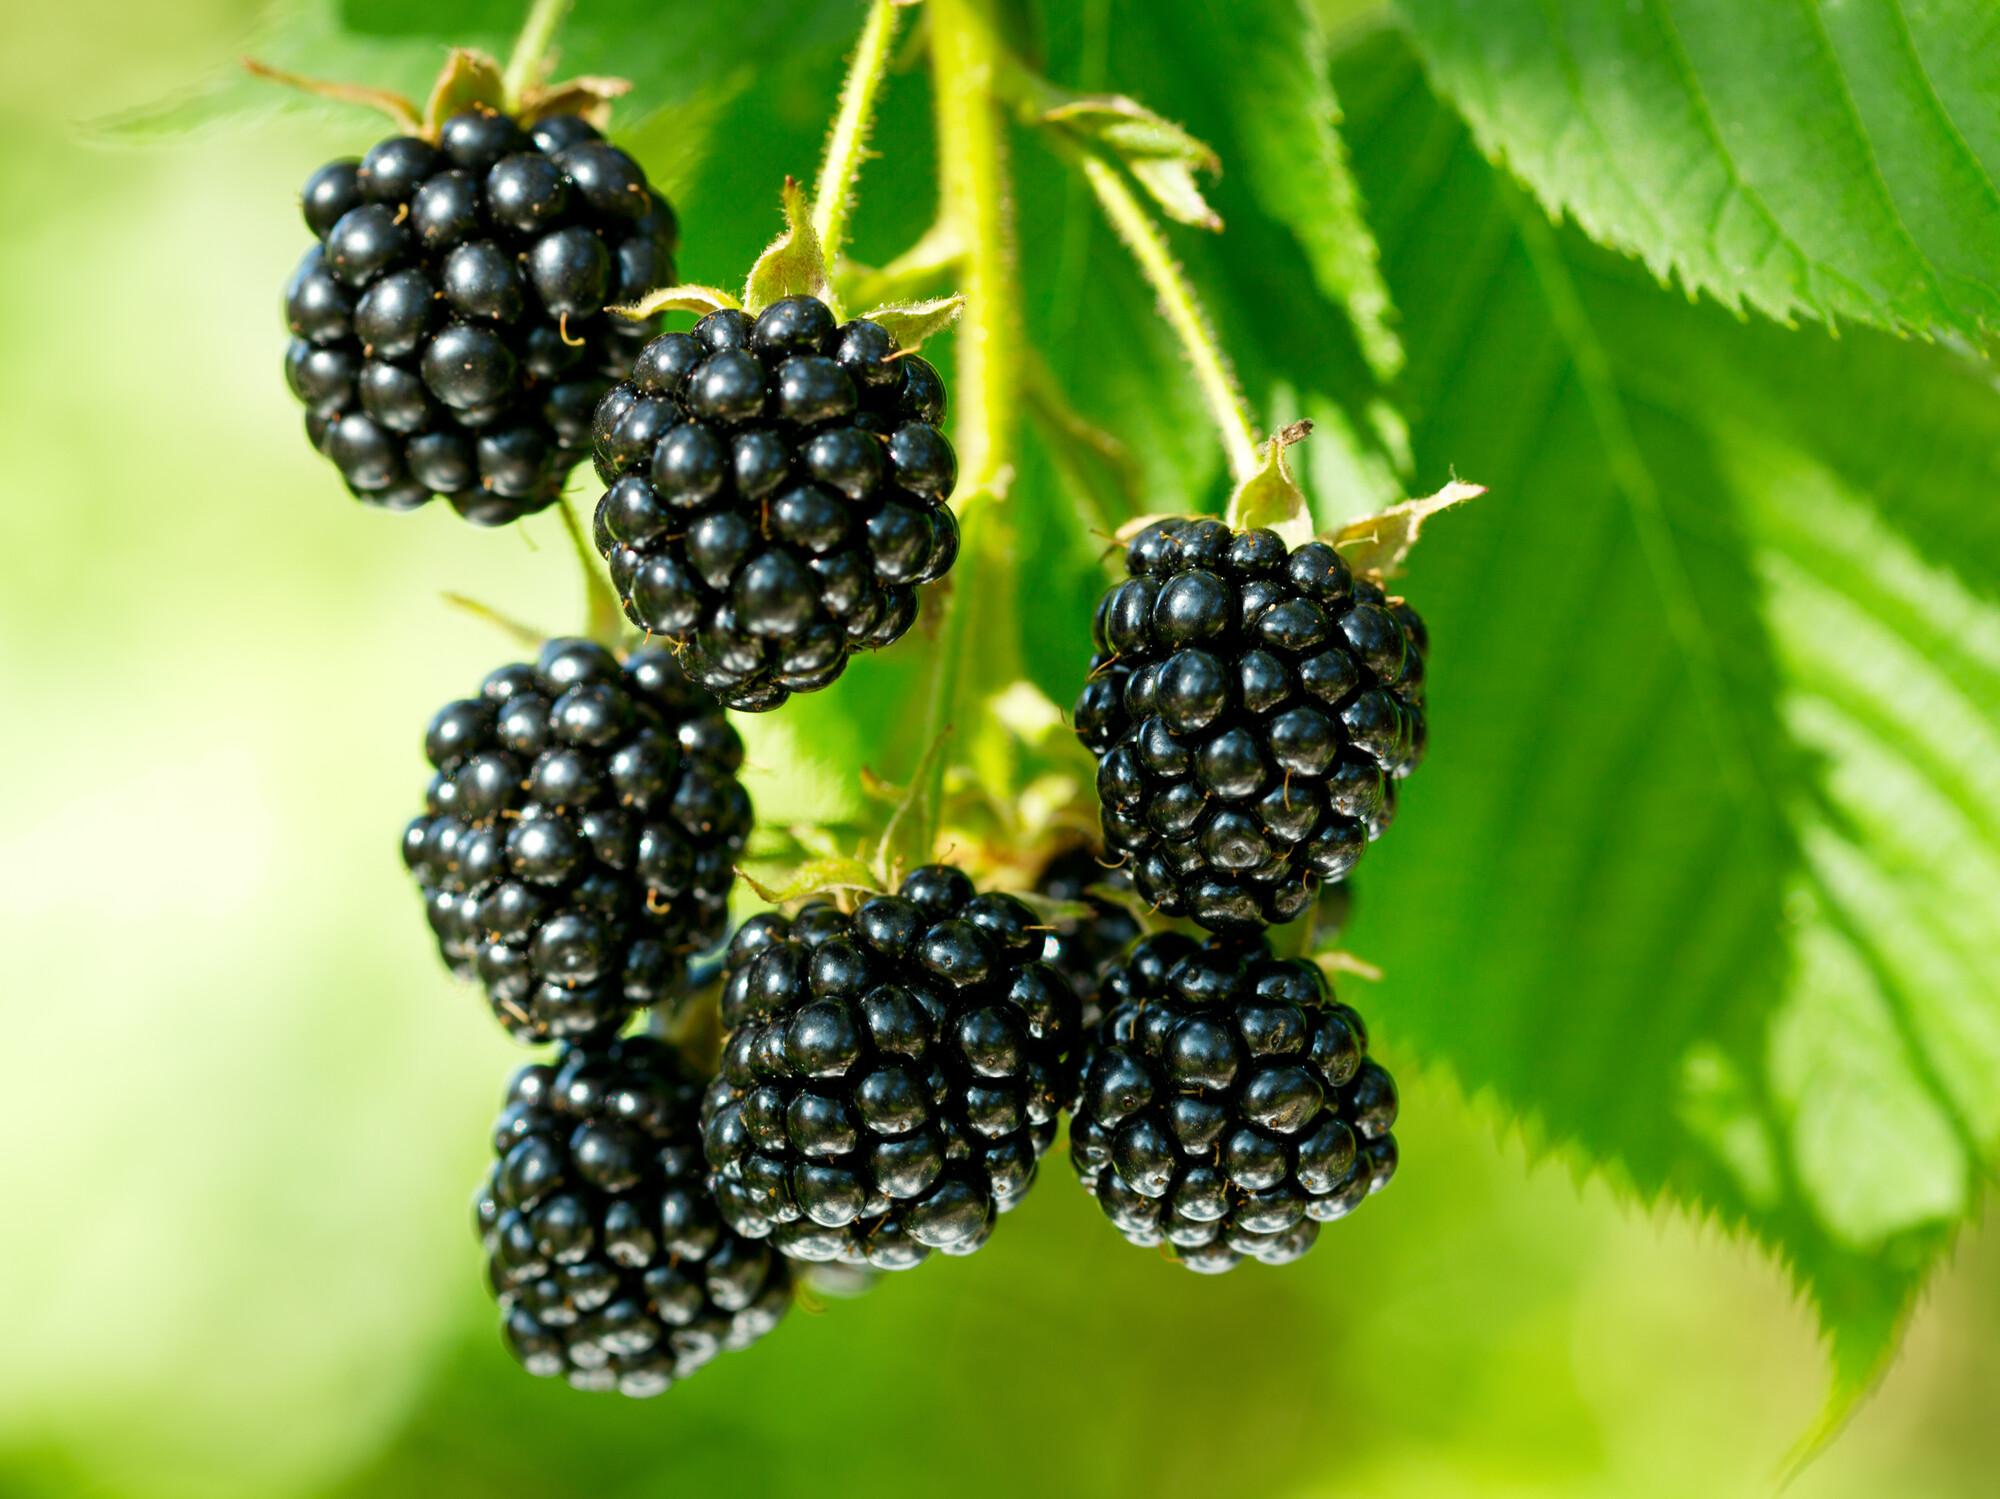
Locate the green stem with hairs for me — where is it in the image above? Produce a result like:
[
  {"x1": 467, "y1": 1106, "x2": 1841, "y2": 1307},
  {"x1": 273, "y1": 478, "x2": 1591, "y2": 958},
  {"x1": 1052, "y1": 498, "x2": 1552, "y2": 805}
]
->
[
  {"x1": 811, "y1": 0, "x2": 905, "y2": 270},
  {"x1": 502, "y1": 0, "x2": 573, "y2": 105},
  {"x1": 1072, "y1": 147, "x2": 1259, "y2": 484}
]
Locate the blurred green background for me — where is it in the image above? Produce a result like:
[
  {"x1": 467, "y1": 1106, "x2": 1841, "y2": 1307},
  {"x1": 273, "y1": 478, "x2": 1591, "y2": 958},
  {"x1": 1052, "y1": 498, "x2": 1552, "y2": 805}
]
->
[{"x1": 4, "y1": 1, "x2": 1997, "y2": 1496}]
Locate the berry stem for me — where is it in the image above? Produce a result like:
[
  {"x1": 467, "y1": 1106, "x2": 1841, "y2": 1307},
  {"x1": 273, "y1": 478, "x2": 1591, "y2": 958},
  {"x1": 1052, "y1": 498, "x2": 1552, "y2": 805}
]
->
[
  {"x1": 501, "y1": 0, "x2": 573, "y2": 106},
  {"x1": 556, "y1": 496, "x2": 625, "y2": 649},
  {"x1": 811, "y1": 0, "x2": 905, "y2": 272},
  {"x1": 1071, "y1": 147, "x2": 1260, "y2": 486},
  {"x1": 918, "y1": 0, "x2": 1027, "y2": 854}
]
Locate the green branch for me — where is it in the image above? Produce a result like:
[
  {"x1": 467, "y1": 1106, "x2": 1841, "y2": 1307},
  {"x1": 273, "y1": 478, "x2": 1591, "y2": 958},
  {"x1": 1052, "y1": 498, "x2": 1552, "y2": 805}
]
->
[
  {"x1": 811, "y1": 0, "x2": 905, "y2": 272},
  {"x1": 919, "y1": 0, "x2": 1026, "y2": 856}
]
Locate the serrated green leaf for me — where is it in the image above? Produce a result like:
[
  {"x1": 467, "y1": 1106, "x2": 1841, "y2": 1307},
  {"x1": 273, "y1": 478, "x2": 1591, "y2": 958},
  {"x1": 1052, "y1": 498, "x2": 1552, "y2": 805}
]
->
[
  {"x1": 861, "y1": 294, "x2": 966, "y2": 352},
  {"x1": 1336, "y1": 29, "x2": 2000, "y2": 1407},
  {"x1": 1400, "y1": 0, "x2": 2000, "y2": 345}
]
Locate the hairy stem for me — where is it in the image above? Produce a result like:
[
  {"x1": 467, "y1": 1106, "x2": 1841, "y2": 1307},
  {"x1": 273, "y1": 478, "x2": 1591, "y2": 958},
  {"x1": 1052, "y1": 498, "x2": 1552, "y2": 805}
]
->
[
  {"x1": 502, "y1": 0, "x2": 574, "y2": 105},
  {"x1": 919, "y1": 0, "x2": 1025, "y2": 855},
  {"x1": 1074, "y1": 149, "x2": 1259, "y2": 484},
  {"x1": 812, "y1": 0, "x2": 905, "y2": 270}
]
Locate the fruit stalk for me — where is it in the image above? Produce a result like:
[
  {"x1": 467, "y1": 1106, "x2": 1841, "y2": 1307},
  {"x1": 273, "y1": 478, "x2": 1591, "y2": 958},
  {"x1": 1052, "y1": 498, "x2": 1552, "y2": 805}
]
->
[
  {"x1": 811, "y1": 0, "x2": 906, "y2": 275},
  {"x1": 918, "y1": 0, "x2": 1026, "y2": 852},
  {"x1": 1072, "y1": 147, "x2": 1259, "y2": 485},
  {"x1": 501, "y1": 0, "x2": 574, "y2": 104}
]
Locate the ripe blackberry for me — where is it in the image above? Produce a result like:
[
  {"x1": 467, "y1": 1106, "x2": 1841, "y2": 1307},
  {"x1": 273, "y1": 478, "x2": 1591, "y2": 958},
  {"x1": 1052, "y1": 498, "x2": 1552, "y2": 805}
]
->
[
  {"x1": 284, "y1": 111, "x2": 677, "y2": 524},
  {"x1": 1069, "y1": 932, "x2": 1398, "y2": 1273},
  {"x1": 1074, "y1": 517, "x2": 1428, "y2": 933},
  {"x1": 1033, "y1": 844, "x2": 1140, "y2": 1030},
  {"x1": 589, "y1": 297, "x2": 959, "y2": 710},
  {"x1": 700, "y1": 865, "x2": 1080, "y2": 1268},
  {"x1": 401, "y1": 639, "x2": 749, "y2": 1043},
  {"x1": 476, "y1": 1036, "x2": 791, "y2": 1396}
]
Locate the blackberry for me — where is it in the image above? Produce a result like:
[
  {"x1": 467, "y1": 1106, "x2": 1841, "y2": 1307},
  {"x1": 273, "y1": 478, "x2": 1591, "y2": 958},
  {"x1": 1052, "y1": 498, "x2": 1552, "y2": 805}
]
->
[
  {"x1": 476, "y1": 1036, "x2": 791, "y2": 1396},
  {"x1": 589, "y1": 297, "x2": 958, "y2": 710},
  {"x1": 283, "y1": 111, "x2": 678, "y2": 524},
  {"x1": 1074, "y1": 517, "x2": 1428, "y2": 933},
  {"x1": 1068, "y1": 932, "x2": 1398, "y2": 1273},
  {"x1": 401, "y1": 639, "x2": 749, "y2": 1043},
  {"x1": 700, "y1": 865, "x2": 1080, "y2": 1268},
  {"x1": 1033, "y1": 844, "x2": 1140, "y2": 1030}
]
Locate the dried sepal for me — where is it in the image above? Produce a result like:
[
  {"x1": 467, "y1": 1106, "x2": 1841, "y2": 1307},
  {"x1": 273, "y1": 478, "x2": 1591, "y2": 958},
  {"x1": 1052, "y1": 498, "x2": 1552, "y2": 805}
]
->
[
  {"x1": 423, "y1": 49, "x2": 506, "y2": 137},
  {"x1": 516, "y1": 75, "x2": 632, "y2": 130},
  {"x1": 1332, "y1": 479, "x2": 1487, "y2": 580},
  {"x1": 240, "y1": 58, "x2": 422, "y2": 135}
]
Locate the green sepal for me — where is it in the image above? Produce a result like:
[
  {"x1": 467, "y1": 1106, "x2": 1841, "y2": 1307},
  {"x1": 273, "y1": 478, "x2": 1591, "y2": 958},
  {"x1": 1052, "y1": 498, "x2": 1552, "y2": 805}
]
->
[
  {"x1": 744, "y1": 177, "x2": 837, "y2": 316},
  {"x1": 737, "y1": 855, "x2": 880, "y2": 906},
  {"x1": 861, "y1": 295, "x2": 966, "y2": 353},
  {"x1": 609, "y1": 284, "x2": 744, "y2": 322},
  {"x1": 1224, "y1": 421, "x2": 1316, "y2": 546}
]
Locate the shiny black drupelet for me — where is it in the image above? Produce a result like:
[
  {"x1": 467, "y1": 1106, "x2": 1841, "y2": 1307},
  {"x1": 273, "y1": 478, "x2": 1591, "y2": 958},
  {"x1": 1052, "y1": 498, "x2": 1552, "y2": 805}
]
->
[
  {"x1": 284, "y1": 110, "x2": 677, "y2": 522},
  {"x1": 475, "y1": 1037, "x2": 791, "y2": 1396},
  {"x1": 1068, "y1": 932, "x2": 1398, "y2": 1273},
  {"x1": 700, "y1": 866, "x2": 1079, "y2": 1269},
  {"x1": 401, "y1": 639, "x2": 749, "y2": 1043},
  {"x1": 1074, "y1": 517, "x2": 1428, "y2": 933},
  {"x1": 590, "y1": 296, "x2": 958, "y2": 711}
]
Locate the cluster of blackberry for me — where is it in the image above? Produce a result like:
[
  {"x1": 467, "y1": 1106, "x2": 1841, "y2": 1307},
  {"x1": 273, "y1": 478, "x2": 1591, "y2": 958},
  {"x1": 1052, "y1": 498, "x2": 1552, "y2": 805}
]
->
[
  {"x1": 401, "y1": 639, "x2": 748, "y2": 1044},
  {"x1": 284, "y1": 109, "x2": 675, "y2": 523},
  {"x1": 1068, "y1": 933, "x2": 1397, "y2": 1272},
  {"x1": 282, "y1": 68, "x2": 1429, "y2": 1405},
  {"x1": 1074, "y1": 517, "x2": 1428, "y2": 933},
  {"x1": 701, "y1": 866, "x2": 1080, "y2": 1268},
  {"x1": 589, "y1": 297, "x2": 959, "y2": 710},
  {"x1": 1058, "y1": 515, "x2": 1424, "y2": 1270}
]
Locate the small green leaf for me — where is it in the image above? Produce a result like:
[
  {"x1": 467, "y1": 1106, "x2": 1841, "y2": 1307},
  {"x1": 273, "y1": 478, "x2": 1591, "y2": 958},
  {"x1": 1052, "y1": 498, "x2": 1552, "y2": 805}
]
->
[
  {"x1": 1224, "y1": 421, "x2": 1316, "y2": 546},
  {"x1": 861, "y1": 295, "x2": 966, "y2": 352},
  {"x1": 1127, "y1": 159, "x2": 1223, "y2": 232},
  {"x1": 736, "y1": 855, "x2": 880, "y2": 905},
  {"x1": 744, "y1": 177, "x2": 836, "y2": 316},
  {"x1": 1332, "y1": 479, "x2": 1487, "y2": 581},
  {"x1": 609, "y1": 283, "x2": 744, "y2": 321},
  {"x1": 1039, "y1": 93, "x2": 1220, "y2": 172},
  {"x1": 421, "y1": 48, "x2": 505, "y2": 136},
  {"x1": 238, "y1": 57, "x2": 422, "y2": 134},
  {"x1": 1037, "y1": 91, "x2": 1224, "y2": 231}
]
